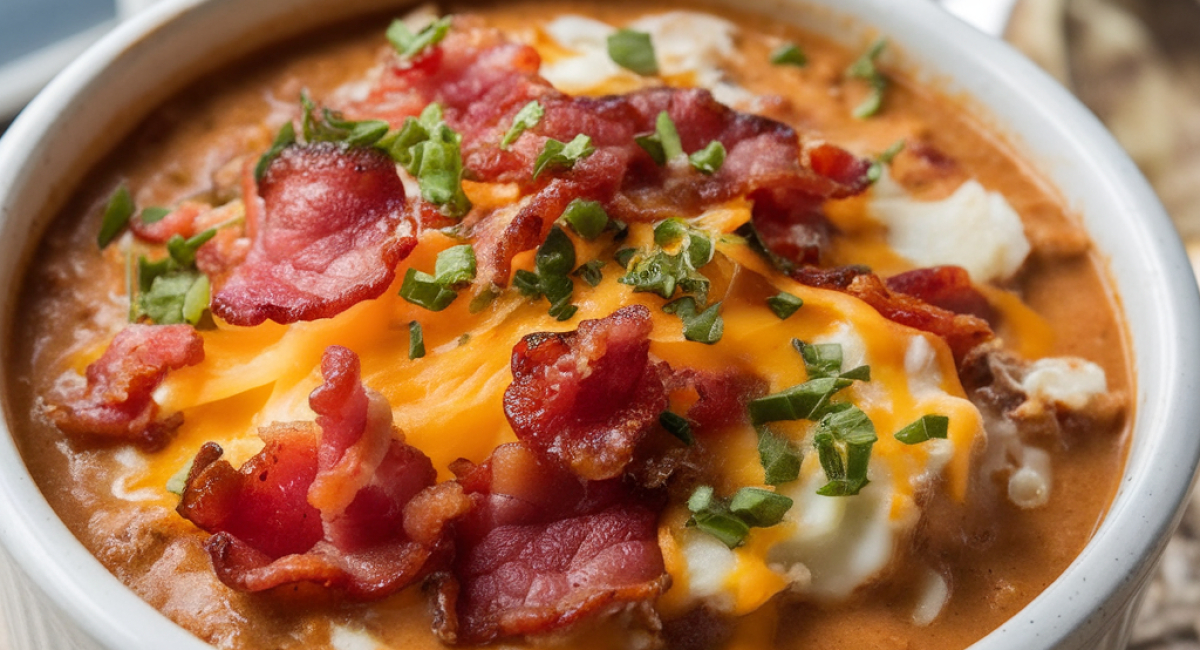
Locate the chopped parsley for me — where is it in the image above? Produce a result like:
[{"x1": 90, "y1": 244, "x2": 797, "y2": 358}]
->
[
  {"x1": 607, "y1": 29, "x2": 658, "y2": 76},
  {"x1": 532, "y1": 134, "x2": 595, "y2": 179},
  {"x1": 387, "y1": 15, "x2": 453, "y2": 60},
  {"x1": 134, "y1": 229, "x2": 218, "y2": 326},
  {"x1": 846, "y1": 38, "x2": 889, "y2": 119},
  {"x1": 770, "y1": 42, "x2": 808, "y2": 67},
  {"x1": 388, "y1": 103, "x2": 473, "y2": 217},
  {"x1": 894, "y1": 414, "x2": 950, "y2": 445},
  {"x1": 500, "y1": 100, "x2": 544, "y2": 151}
]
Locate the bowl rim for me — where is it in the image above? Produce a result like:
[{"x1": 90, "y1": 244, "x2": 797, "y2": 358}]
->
[{"x1": 0, "y1": 0, "x2": 1197, "y2": 648}]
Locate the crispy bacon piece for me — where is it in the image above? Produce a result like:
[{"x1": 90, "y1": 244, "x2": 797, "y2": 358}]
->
[
  {"x1": 211, "y1": 144, "x2": 416, "y2": 326},
  {"x1": 177, "y1": 346, "x2": 467, "y2": 599},
  {"x1": 790, "y1": 265, "x2": 993, "y2": 362},
  {"x1": 503, "y1": 305, "x2": 669, "y2": 480},
  {"x1": 671, "y1": 368, "x2": 768, "y2": 434},
  {"x1": 433, "y1": 442, "x2": 668, "y2": 645},
  {"x1": 886, "y1": 265, "x2": 996, "y2": 323},
  {"x1": 347, "y1": 23, "x2": 869, "y2": 283},
  {"x1": 49, "y1": 324, "x2": 203, "y2": 450}
]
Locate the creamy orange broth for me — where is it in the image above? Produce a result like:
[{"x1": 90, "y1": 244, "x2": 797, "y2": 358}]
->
[{"x1": 7, "y1": 2, "x2": 1129, "y2": 649}]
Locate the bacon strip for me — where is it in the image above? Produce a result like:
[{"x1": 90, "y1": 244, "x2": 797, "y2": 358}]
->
[
  {"x1": 49, "y1": 324, "x2": 203, "y2": 450},
  {"x1": 791, "y1": 265, "x2": 993, "y2": 362},
  {"x1": 347, "y1": 23, "x2": 869, "y2": 284},
  {"x1": 503, "y1": 305, "x2": 669, "y2": 480},
  {"x1": 211, "y1": 144, "x2": 416, "y2": 326},
  {"x1": 433, "y1": 442, "x2": 668, "y2": 645},
  {"x1": 178, "y1": 346, "x2": 467, "y2": 599},
  {"x1": 886, "y1": 265, "x2": 996, "y2": 324}
]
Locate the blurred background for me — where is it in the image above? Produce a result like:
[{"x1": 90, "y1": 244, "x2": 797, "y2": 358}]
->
[{"x1": 0, "y1": 0, "x2": 1198, "y2": 646}]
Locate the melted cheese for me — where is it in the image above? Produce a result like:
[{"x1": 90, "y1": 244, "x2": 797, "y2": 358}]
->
[{"x1": 113, "y1": 198, "x2": 989, "y2": 628}]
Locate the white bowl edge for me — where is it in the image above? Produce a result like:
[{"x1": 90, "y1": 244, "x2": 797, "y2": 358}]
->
[{"x1": 0, "y1": 0, "x2": 1195, "y2": 649}]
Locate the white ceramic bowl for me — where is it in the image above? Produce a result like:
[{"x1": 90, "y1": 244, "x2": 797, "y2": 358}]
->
[{"x1": 0, "y1": 0, "x2": 1196, "y2": 648}]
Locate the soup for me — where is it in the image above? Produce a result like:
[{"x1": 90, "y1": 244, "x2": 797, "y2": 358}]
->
[{"x1": 7, "y1": 2, "x2": 1130, "y2": 649}]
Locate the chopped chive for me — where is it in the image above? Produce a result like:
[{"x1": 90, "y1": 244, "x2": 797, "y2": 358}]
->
[
  {"x1": 770, "y1": 42, "x2": 808, "y2": 67},
  {"x1": 399, "y1": 268, "x2": 458, "y2": 311},
  {"x1": 165, "y1": 458, "x2": 195, "y2": 496},
  {"x1": 500, "y1": 100, "x2": 544, "y2": 151},
  {"x1": 847, "y1": 38, "x2": 888, "y2": 119},
  {"x1": 139, "y1": 206, "x2": 171, "y2": 225},
  {"x1": 688, "y1": 140, "x2": 726, "y2": 175},
  {"x1": 255, "y1": 121, "x2": 296, "y2": 182},
  {"x1": 98, "y1": 184, "x2": 135, "y2": 249},
  {"x1": 659, "y1": 411, "x2": 694, "y2": 445},
  {"x1": 813, "y1": 405, "x2": 877, "y2": 497},
  {"x1": 559, "y1": 199, "x2": 609, "y2": 240},
  {"x1": 662, "y1": 297, "x2": 723, "y2": 344},
  {"x1": 866, "y1": 139, "x2": 907, "y2": 183},
  {"x1": 767, "y1": 292, "x2": 803, "y2": 319},
  {"x1": 532, "y1": 134, "x2": 595, "y2": 180},
  {"x1": 408, "y1": 321, "x2": 426, "y2": 359},
  {"x1": 607, "y1": 29, "x2": 658, "y2": 76},
  {"x1": 181, "y1": 275, "x2": 210, "y2": 325},
  {"x1": 748, "y1": 376, "x2": 854, "y2": 425},
  {"x1": 894, "y1": 414, "x2": 949, "y2": 445},
  {"x1": 433, "y1": 244, "x2": 477, "y2": 287},
  {"x1": 468, "y1": 286, "x2": 499, "y2": 314},
  {"x1": 166, "y1": 228, "x2": 217, "y2": 268},
  {"x1": 572, "y1": 259, "x2": 605, "y2": 287},
  {"x1": 387, "y1": 15, "x2": 452, "y2": 60},
  {"x1": 757, "y1": 427, "x2": 802, "y2": 486},
  {"x1": 729, "y1": 487, "x2": 793, "y2": 527},
  {"x1": 635, "y1": 111, "x2": 684, "y2": 165}
]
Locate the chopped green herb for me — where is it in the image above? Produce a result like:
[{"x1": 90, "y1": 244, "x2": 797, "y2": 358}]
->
[
  {"x1": 894, "y1": 414, "x2": 950, "y2": 445},
  {"x1": 387, "y1": 15, "x2": 452, "y2": 60},
  {"x1": 559, "y1": 199, "x2": 609, "y2": 240},
  {"x1": 255, "y1": 121, "x2": 297, "y2": 182},
  {"x1": 433, "y1": 244, "x2": 477, "y2": 287},
  {"x1": 399, "y1": 268, "x2": 459, "y2": 311},
  {"x1": 139, "y1": 206, "x2": 171, "y2": 225},
  {"x1": 846, "y1": 38, "x2": 888, "y2": 119},
  {"x1": 614, "y1": 247, "x2": 638, "y2": 268},
  {"x1": 766, "y1": 292, "x2": 803, "y2": 319},
  {"x1": 770, "y1": 42, "x2": 808, "y2": 67},
  {"x1": 607, "y1": 29, "x2": 658, "y2": 76},
  {"x1": 793, "y1": 338, "x2": 870, "y2": 381},
  {"x1": 515, "y1": 226, "x2": 579, "y2": 320},
  {"x1": 166, "y1": 229, "x2": 217, "y2": 268},
  {"x1": 181, "y1": 275, "x2": 210, "y2": 325},
  {"x1": 757, "y1": 427, "x2": 802, "y2": 486},
  {"x1": 384, "y1": 102, "x2": 472, "y2": 218},
  {"x1": 663, "y1": 297, "x2": 723, "y2": 344},
  {"x1": 573, "y1": 259, "x2": 605, "y2": 287},
  {"x1": 686, "y1": 484, "x2": 794, "y2": 549},
  {"x1": 813, "y1": 405, "x2": 877, "y2": 496},
  {"x1": 620, "y1": 220, "x2": 714, "y2": 302},
  {"x1": 500, "y1": 100, "x2": 544, "y2": 151},
  {"x1": 659, "y1": 411, "x2": 694, "y2": 445},
  {"x1": 140, "y1": 272, "x2": 202, "y2": 325},
  {"x1": 729, "y1": 487, "x2": 793, "y2": 527},
  {"x1": 165, "y1": 458, "x2": 195, "y2": 497},
  {"x1": 688, "y1": 140, "x2": 726, "y2": 175},
  {"x1": 532, "y1": 134, "x2": 595, "y2": 179},
  {"x1": 408, "y1": 321, "x2": 426, "y2": 359},
  {"x1": 866, "y1": 139, "x2": 906, "y2": 183},
  {"x1": 468, "y1": 286, "x2": 499, "y2": 314},
  {"x1": 98, "y1": 184, "x2": 135, "y2": 249},
  {"x1": 635, "y1": 111, "x2": 683, "y2": 165},
  {"x1": 748, "y1": 376, "x2": 853, "y2": 425}
]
